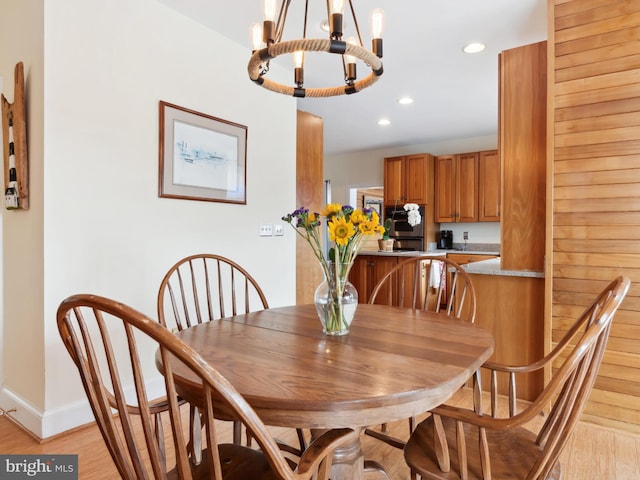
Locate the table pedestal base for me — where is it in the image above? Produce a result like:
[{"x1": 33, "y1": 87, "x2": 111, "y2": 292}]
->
[{"x1": 310, "y1": 429, "x2": 390, "y2": 480}]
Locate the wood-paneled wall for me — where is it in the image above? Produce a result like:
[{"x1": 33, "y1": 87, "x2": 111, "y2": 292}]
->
[{"x1": 551, "y1": 0, "x2": 640, "y2": 433}]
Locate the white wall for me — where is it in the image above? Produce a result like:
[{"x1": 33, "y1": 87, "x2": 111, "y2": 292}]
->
[
  {"x1": 324, "y1": 134, "x2": 501, "y2": 245},
  {"x1": 2, "y1": 0, "x2": 298, "y2": 438}
]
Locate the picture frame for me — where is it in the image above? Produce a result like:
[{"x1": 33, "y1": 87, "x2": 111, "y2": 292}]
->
[
  {"x1": 159, "y1": 101, "x2": 247, "y2": 204},
  {"x1": 363, "y1": 195, "x2": 383, "y2": 218}
]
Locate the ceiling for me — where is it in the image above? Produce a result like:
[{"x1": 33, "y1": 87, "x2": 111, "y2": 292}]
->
[{"x1": 156, "y1": 0, "x2": 548, "y2": 155}]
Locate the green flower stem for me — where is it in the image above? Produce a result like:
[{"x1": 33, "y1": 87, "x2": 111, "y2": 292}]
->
[{"x1": 322, "y1": 261, "x2": 353, "y2": 333}]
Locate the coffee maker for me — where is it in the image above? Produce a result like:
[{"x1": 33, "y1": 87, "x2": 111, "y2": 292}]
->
[{"x1": 438, "y1": 230, "x2": 453, "y2": 249}]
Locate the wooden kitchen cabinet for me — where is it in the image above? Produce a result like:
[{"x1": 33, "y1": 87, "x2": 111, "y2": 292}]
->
[
  {"x1": 384, "y1": 154, "x2": 431, "y2": 205},
  {"x1": 350, "y1": 255, "x2": 398, "y2": 304},
  {"x1": 469, "y1": 273, "x2": 545, "y2": 401},
  {"x1": 434, "y1": 152, "x2": 479, "y2": 222},
  {"x1": 478, "y1": 150, "x2": 501, "y2": 222},
  {"x1": 446, "y1": 253, "x2": 498, "y2": 314}
]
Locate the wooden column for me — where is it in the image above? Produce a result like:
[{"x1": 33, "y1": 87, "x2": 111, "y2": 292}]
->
[
  {"x1": 296, "y1": 110, "x2": 324, "y2": 303},
  {"x1": 499, "y1": 41, "x2": 547, "y2": 271}
]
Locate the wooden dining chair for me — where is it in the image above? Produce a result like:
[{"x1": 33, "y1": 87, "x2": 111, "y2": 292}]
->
[
  {"x1": 368, "y1": 255, "x2": 476, "y2": 321},
  {"x1": 403, "y1": 275, "x2": 630, "y2": 480},
  {"x1": 57, "y1": 293, "x2": 355, "y2": 480},
  {"x1": 157, "y1": 253, "x2": 269, "y2": 332},
  {"x1": 157, "y1": 253, "x2": 307, "y2": 454},
  {"x1": 364, "y1": 255, "x2": 477, "y2": 448}
]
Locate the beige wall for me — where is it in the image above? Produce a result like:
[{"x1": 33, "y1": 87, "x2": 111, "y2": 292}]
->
[
  {"x1": 1, "y1": 0, "x2": 298, "y2": 438},
  {"x1": 0, "y1": 0, "x2": 45, "y2": 422}
]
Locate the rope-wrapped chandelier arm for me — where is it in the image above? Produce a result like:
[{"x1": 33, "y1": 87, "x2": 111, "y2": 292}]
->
[{"x1": 248, "y1": 38, "x2": 383, "y2": 98}]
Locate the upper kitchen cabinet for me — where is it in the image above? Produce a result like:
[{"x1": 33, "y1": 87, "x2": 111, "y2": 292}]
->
[
  {"x1": 478, "y1": 150, "x2": 501, "y2": 222},
  {"x1": 434, "y1": 154, "x2": 455, "y2": 222},
  {"x1": 435, "y1": 150, "x2": 499, "y2": 223},
  {"x1": 384, "y1": 154, "x2": 432, "y2": 206}
]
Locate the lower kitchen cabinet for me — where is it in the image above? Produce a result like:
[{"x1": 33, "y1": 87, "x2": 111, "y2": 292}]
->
[
  {"x1": 469, "y1": 273, "x2": 545, "y2": 401},
  {"x1": 350, "y1": 255, "x2": 398, "y2": 304},
  {"x1": 446, "y1": 254, "x2": 498, "y2": 313}
]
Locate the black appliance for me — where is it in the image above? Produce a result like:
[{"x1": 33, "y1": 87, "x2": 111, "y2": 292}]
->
[
  {"x1": 384, "y1": 205, "x2": 426, "y2": 251},
  {"x1": 438, "y1": 230, "x2": 453, "y2": 249}
]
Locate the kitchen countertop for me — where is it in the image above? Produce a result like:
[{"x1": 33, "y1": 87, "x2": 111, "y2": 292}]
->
[
  {"x1": 358, "y1": 249, "x2": 499, "y2": 257},
  {"x1": 358, "y1": 249, "x2": 543, "y2": 278},
  {"x1": 359, "y1": 249, "x2": 445, "y2": 257},
  {"x1": 463, "y1": 257, "x2": 545, "y2": 278}
]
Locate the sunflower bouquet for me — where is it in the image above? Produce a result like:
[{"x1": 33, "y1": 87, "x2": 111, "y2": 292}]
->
[{"x1": 283, "y1": 204, "x2": 385, "y2": 333}]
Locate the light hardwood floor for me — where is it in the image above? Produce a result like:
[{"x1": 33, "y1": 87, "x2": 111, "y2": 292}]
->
[{"x1": 1, "y1": 388, "x2": 638, "y2": 479}]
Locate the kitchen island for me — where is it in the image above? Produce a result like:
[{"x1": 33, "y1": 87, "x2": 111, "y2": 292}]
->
[
  {"x1": 463, "y1": 257, "x2": 544, "y2": 278},
  {"x1": 461, "y1": 257, "x2": 545, "y2": 401}
]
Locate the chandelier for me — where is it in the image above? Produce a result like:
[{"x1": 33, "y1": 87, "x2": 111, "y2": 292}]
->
[{"x1": 248, "y1": 0, "x2": 384, "y2": 98}]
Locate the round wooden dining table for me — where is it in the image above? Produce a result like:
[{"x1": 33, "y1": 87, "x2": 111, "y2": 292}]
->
[{"x1": 165, "y1": 303, "x2": 494, "y2": 479}]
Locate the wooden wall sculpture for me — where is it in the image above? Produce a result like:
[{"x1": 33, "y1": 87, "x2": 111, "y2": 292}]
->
[{"x1": 1, "y1": 61, "x2": 29, "y2": 210}]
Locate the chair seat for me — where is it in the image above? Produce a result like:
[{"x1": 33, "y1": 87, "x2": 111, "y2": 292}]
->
[
  {"x1": 404, "y1": 415, "x2": 562, "y2": 480},
  {"x1": 168, "y1": 444, "x2": 283, "y2": 480}
]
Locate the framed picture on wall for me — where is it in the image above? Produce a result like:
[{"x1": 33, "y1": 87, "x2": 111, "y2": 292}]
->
[
  {"x1": 364, "y1": 195, "x2": 383, "y2": 218},
  {"x1": 159, "y1": 101, "x2": 247, "y2": 204}
]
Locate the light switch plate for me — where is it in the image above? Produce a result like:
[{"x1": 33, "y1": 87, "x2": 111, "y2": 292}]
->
[
  {"x1": 259, "y1": 224, "x2": 273, "y2": 236},
  {"x1": 274, "y1": 224, "x2": 284, "y2": 236}
]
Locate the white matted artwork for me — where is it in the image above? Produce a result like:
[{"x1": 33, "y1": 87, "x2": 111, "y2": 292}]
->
[
  {"x1": 159, "y1": 101, "x2": 247, "y2": 204},
  {"x1": 363, "y1": 195, "x2": 383, "y2": 218}
]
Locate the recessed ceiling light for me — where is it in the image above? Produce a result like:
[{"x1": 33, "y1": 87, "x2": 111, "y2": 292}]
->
[
  {"x1": 378, "y1": 118, "x2": 390, "y2": 126},
  {"x1": 463, "y1": 42, "x2": 486, "y2": 54},
  {"x1": 398, "y1": 96, "x2": 414, "y2": 105}
]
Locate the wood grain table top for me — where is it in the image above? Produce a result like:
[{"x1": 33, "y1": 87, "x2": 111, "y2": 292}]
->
[{"x1": 167, "y1": 303, "x2": 494, "y2": 429}]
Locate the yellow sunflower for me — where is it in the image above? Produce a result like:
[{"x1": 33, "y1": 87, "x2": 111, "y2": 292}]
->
[
  {"x1": 328, "y1": 217, "x2": 355, "y2": 246},
  {"x1": 350, "y1": 209, "x2": 366, "y2": 225},
  {"x1": 322, "y1": 203, "x2": 342, "y2": 217},
  {"x1": 358, "y1": 219, "x2": 379, "y2": 235}
]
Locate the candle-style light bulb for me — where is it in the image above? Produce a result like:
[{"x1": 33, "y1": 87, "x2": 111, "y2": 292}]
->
[
  {"x1": 251, "y1": 22, "x2": 263, "y2": 51},
  {"x1": 344, "y1": 37, "x2": 357, "y2": 65},
  {"x1": 344, "y1": 37, "x2": 357, "y2": 85},
  {"x1": 370, "y1": 8, "x2": 384, "y2": 38},
  {"x1": 329, "y1": 0, "x2": 345, "y2": 14},
  {"x1": 293, "y1": 51, "x2": 304, "y2": 88},
  {"x1": 263, "y1": 0, "x2": 277, "y2": 21},
  {"x1": 370, "y1": 8, "x2": 384, "y2": 58}
]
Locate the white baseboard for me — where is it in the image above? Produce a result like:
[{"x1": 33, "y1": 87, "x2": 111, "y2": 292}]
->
[
  {"x1": 0, "y1": 386, "x2": 94, "y2": 439},
  {"x1": 0, "y1": 376, "x2": 167, "y2": 439}
]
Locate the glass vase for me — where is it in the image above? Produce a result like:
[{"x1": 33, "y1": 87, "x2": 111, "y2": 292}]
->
[{"x1": 314, "y1": 262, "x2": 359, "y2": 335}]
